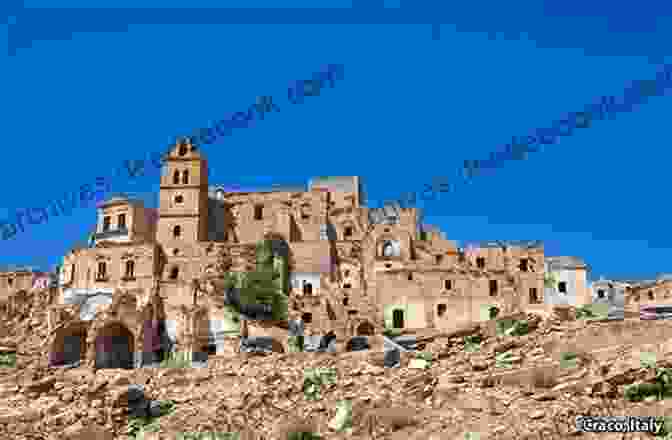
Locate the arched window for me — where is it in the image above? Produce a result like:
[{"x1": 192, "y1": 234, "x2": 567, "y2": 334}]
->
[
  {"x1": 182, "y1": 170, "x2": 189, "y2": 184},
  {"x1": 97, "y1": 262, "x2": 107, "y2": 280},
  {"x1": 173, "y1": 225, "x2": 181, "y2": 238},
  {"x1": 392, "y1": 309, "x2": 404, "y2": 328},
  {"x1": 303, "y1": 282, "x2": 313, "y2": 296},
  {"x1": 173, "y1": 170, "x2": 180, "y2": 184},
  {"x1": 125, "y1": 260, "x2": 135, "y2": 279},
  {"x1": 169, "y1": 267, "x2": 179, "y2": 280},
  {"x1": 174, "y1": 195, "x2": 183, "y2": 204},
  {"x1": 178, "y1": 145, "x2": 188, "y2": 156},
  {"x1": 382, "y1": 241, "x2": 394, "y2": 257}
]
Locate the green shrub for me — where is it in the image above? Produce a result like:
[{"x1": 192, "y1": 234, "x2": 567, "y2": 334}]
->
[
  {"x1": 303, "y1": 367, "x2": 337, "y2": 401},
  {"x1": 0, "y1": 353, "x2": 16, "y2": 368},
  {"x1": 127, "y1": 400, "x2": 176, "y2": 439},
  {"x1": 159, "y1": 352, "x2": 192, "y2": 368},
  {"x1": 464, "y1": 335, "x2": 482, "y2": 353}
]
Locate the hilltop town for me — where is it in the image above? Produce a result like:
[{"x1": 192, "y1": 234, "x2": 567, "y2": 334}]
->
[{"x1": 2, "y1": 138, "x2": 672, "y2": 439}]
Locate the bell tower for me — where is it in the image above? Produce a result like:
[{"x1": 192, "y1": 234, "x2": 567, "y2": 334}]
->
[{"x1": 156, "y1": 138, "x2": 209, "y2": 246}]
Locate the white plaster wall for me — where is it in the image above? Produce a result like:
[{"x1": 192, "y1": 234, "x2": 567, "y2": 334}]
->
[{"x1": 290, "y1": 273, "x2": 321, "y2": 290}]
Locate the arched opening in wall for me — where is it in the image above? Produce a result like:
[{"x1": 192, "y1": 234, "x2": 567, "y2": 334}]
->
[
  {"x1": 182, "y1": 170, "x2": 189, "y2": 184},
  {"x1": 49, "y1": 323, "x2": 87, "y2": 367},
  {"x1": 649, "y1": 291, "x2": 655, "y2": 301},
  {"x1": 392, "y1": 309, "x2": 404, "y2": 328},
  {"x1": 437, "y1": 304, "x2": 447, "y2": 317},
  {"x1": 173, "y1": 225, "x2": 181, "y2": 238},
  {"x1": 95, "y1": 322, "x2": 134, "y2": 369},
  {"x1": 173, "y1": 170, "x2": 180, "y2": 184},
  {"x1": 346, "y1": 336, "x2": 370, "y2": 351},
  {"x1": 356, "y1": 321, "x2": 374, "y2": 336},
  {"x1": 301, "y1": 312, "x2": 312, "y2": 324},
  {"x1": 303, "y1": 282, "x2": 312, "y2": 296},
  {"x1": 269, "y1": 338, "x2": 285, "y2": 353},
  {"x1": 169, "y1": 266, "x2": 179, "y2": 280},
  {"x1": 141, "y1": 319, "x2": 171, "y2": 366}
]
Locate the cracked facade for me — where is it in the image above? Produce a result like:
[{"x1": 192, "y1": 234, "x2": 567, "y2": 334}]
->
[{"x1": 0, "y1": 138, "x2": 592, "y2": 368}]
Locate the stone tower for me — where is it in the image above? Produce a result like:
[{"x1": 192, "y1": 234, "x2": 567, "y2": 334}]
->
[{"x1": 156, "y1": 138, "x2": 209, "y2": 247}]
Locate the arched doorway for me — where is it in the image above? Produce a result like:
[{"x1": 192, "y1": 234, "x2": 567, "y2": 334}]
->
[
  {"x1": 392, "y1": 309, "x2": 404, "y2": 328},
  {"x1": 50, "y1": 323, "x2": 88, "y2": 367},
  {"x1": 356, "y1": 321, "x2": 375, "y2": 336},
  {"x1": 95, "y1": 322, "x2": 135, "y2": 369}
]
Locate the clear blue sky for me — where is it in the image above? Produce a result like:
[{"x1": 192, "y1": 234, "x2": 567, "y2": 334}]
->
[{"x1": 2, "y1": 1, "x2": 672, "y2": 281}]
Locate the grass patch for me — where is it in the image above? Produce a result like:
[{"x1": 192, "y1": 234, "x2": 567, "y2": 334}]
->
[
  {"x1": 0, "y1": 352, "x2": 16, "y2": 368},
  {"x1": 495, "y1": 351, "x2": 515, "y2": 369},
  {"x1": 464, "y1": 335, "x2": 482, "y2": 353},
  {"x1": 496, "y1": 319, "x2": 528, "y2": 337},
  {"x1": 127, "y1": 400, "x2": 176, "y2": 439},
  {"x1": 624, "y1": 359, "x2": 672, "y2": 402},
  {"x1": 159, "y1": 352, "x2": 192, "y2": 368},
  {"x1": 288, "y1": 336, "x2": 304, "y2": 353},
  {"x1": 383, "y1": 328, "x2": 402, "y2": 338},
  {"x1": 303, "y1": 367, "x2": 337, "y2": 401},
  {"x1": 560, "y1": 351, "x2": 578, "y2": 369},
  {"x1": 575, "y1": 303, "x2": 609, "y2": 320}
]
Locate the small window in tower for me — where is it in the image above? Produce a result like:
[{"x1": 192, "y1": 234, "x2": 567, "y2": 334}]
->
[
  {"x1": 7, "y1": 278, "x2": 13, "y2": 287},
  {"x1": 303, "y1": 282, "x2": 312, "y2": 296},
  {"x1": 182, "y1": 170, "x2": 189, "y2": 184},
  {"x1": 174, "y1": 195, "x2": 184, "y2": 204},
  {"x1": 649, "y1": 291, "x2": 655, "y2": 300},
  {"x1": 344, "y1": 270, "x2": 350, "y2": 277},
  {"x1": 173, "y1": 170, "x2": 180, "y2": 184},
  {"x1": 342, "y1": 297, "x2": 349, "y2": 306},
  {"x1": 254, "y1": 205, "x2": 263, "y2": 220},
  {"x1": 103, "y1": 216, "x2": 111, "y2": 232},
  {"x1": 437, "y1": 304, "x2": 447, "y2": 317},
  {"x1": 444, "y1": 279, "x2": 452, "y2": 290},
  {"x1": 169, "y1": 267, "x2": 179, "y2": 280},
  {"x1": 125, "y1": 260, "x2": 135, "y2": 279},
  {"x1": 117, "y1": 213, "x2": 126, "y2": 229},
  {"x1": 408, "y1": 272, "x2": 413, "y2": 281},
  {"x1": 344, "y1": 226, "x2": 353, "y2": 238},
  {"x1": 301, "y1": 312, "x2": 312, "y2": 324},
  {"x1": 477, "y1": 257, "x2": 486, "y2": 269},
  {"x1": 436, "y1": 255, "x2": 443, "y2": 264},
  {"x1": 558, "y1": 282, "x2": 567, "y2": 294},
  {"x1": 519, "y1": 258, "x2": 529, "y2": 272},
  {"x1": 489, "y1": 279, "x2": 498, "y2": 296},
  {"x1": 173, "y1": 225, "x2": 181, "y2": 238},
  {"x1": 178, "y1": 145, "x2": 188, "y2": 156}
]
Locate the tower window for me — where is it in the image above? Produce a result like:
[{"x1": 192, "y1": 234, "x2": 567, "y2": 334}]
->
[
  {"x1": 174, "y1": 195, "x2": 184, "y2": 204},
  {"x1": 173, "y1": 225, "x2": 181, "y2": 238},
  {"x1": 344, "y1": 226, "x2": 353, "y2": 238},
  {"x1": 96, "y1": 262, "x2": 107, "y2": 280},
  {"x1": 301, "y1": 313, "x2": 312, "y2": 324},
  {"x1": 7, "y1": 278, "x2": 13, "y2": 287},
  {"x1": 437, "y1": 304, "x2": 447, "y2": 317},
  {"x1": 519, "y1": 258, "x2": 528, "y2": 272},
  {"x1": 407, "y1": 273, "x2": 413, "y2": 281},
  {"x1": 254, "y1": 205, "x2": 263, "y2": 220},
  {"x1": 476, "y1": 257, "x2": 486, "y2": 269},
  {"x1": 169, "y1": 267, "x2": 179, "y2": 280},
  {"x1": 303, "y1": 282, "x2": 313, "y2": 296},
  {"x1": 103, "y1": 216, "x2": 111, "y2": 232},
  {"x1": 489, "y1": 280, "x2": 498, "y2": 296},
  {"x1": 178, "y1": 145, "x2": 188, "y2": 156},
  {"x1": 649, "y1": 291, "x2": 654, "y2": 300},
  {"x1": 342, "y1": 297, "x2": 348, "y2": 306},
  {"x1": 597, "y1": 289, "x2": 605, "y2": 299},
  {"x1": 529, "y1": 288, "x2": 540, "y2": 304},
  {"x1": 182, "y1": 170, "x2": 189, "y2": 184},
  {"x1": 173, "y1": 170, "x2": 180, "y2": 184},
  {"x1": 436, "y1": 255, "x2": 443, "y2": 264},
  {"x1": 444, "y1": 279, "x2": 452, "y2": 290},
  {"x1": 343, "y1": 283, "x2": 351, "y2": 289},
  {"x1": 125, "y1": 260, "x2": 135, "y2": 279}
]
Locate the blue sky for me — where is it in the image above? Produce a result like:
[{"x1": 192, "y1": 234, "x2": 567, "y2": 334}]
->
[{"x1": 2, "y1": 1, "x2": 672, "y2": 281}]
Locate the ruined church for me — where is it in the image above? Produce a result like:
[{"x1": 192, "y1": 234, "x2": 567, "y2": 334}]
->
[{"x1": 3, "y1": 138, "x2": 550, "y2": 368}]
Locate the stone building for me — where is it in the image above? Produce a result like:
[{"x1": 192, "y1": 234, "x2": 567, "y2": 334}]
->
[
  {"x1": 42, "y1": 138, "x2": 550, "y2": 369},
  {"x1": 544, "y1": 256, "x2": 591, "y2": 307}
]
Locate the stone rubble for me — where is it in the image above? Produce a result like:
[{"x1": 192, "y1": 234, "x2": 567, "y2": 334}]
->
[{"x1": 3, "y1": 289, "x2": 672, "y2": 439}]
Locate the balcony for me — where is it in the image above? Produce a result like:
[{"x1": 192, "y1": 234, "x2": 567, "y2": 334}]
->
[{"x1": 93, "y1": 227, "x2": 129, "y2": 240}]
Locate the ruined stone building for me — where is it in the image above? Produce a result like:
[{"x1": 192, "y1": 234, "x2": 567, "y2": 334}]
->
[{"x1": 6, "y1": 138, "x2": 556, "y2": 369}]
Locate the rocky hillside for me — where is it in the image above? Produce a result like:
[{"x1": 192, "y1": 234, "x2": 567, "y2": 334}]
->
[{"x1": 3, "y1": 289, "x2": 672, "y2": 439}]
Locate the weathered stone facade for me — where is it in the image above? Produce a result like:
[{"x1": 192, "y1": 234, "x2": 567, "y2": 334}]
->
[{"x1": 3, "y1": 138, "x2": 555, "y2": 368}]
